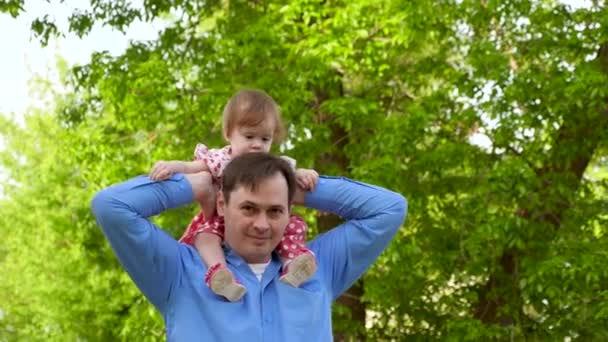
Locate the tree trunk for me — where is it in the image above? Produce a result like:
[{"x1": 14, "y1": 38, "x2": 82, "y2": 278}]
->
[
  {"x1": 316, "y1": 214, "x2": 366, "y2": 341},
  {"x1": 310, "y1": 85, "x2": 367, "y2": 339},
  {"x1": 474, "y1": 43, "x2": 608, "y2": 325}
]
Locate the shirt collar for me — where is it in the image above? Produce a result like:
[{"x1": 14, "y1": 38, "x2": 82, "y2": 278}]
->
[{"x1": 224, "y1": 246, "x2": 281, "y2": 268}]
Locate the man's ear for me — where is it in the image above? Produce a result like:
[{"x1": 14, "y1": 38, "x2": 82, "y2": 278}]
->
[{"x1": 216, "y1": 191, "x2": 226, "y2": 217}]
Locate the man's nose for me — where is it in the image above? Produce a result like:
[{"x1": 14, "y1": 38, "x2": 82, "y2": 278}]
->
[{"x1": 253, "y1": 214, "x2": 270, "y2": 231}]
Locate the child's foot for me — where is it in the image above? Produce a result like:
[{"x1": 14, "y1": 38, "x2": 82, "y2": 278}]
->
[
  {"x1": 205, "y1": 264, "x2": 247, "y2": 302},
  {"x1": 279, "y1": 253, "x2": 317, "y2": 287}
]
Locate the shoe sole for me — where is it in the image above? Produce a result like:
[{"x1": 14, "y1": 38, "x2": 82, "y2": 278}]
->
[
  {"x1": 209, "y1": 268, "x2": 246, "y2": 302},
  {"x1": 280, "y1": 254, "x2": 317, "y2": 288}
]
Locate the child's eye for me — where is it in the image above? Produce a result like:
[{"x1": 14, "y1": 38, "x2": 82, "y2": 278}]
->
[
  {"x1": 262, "y1": 137, "x2": 270, "y2": 142},
  {"x1": 245, "y1": 136, "x2": 254, "y2": 140}
]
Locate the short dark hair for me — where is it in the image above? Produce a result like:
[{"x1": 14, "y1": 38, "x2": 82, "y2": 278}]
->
[{"x1": 222, "y1": 153, "x2": 296, "y2": 204}]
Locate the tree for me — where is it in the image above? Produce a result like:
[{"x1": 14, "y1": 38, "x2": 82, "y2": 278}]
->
[{"x1": 1, "y1": 0, "x2": 607, "y2": 340}]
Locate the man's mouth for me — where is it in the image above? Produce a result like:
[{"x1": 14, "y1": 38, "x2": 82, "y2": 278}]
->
[{"x1": 248, "y1": 235, "x2": 270, "y2": 244}]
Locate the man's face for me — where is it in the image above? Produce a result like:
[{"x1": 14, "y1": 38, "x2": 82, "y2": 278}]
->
[{"x1": 217, "y1": 172, "x2": 290, "y2": 263}]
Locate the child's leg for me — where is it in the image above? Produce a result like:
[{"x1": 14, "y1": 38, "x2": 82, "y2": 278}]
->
[
  {"x1": 178, "y1": 171, "x2": 217, "y2": 244},
  {"x1": 190, "y1": 170, "x2": 216, "y2": 212},
  {"x1": 194, "y1": 232, "x2": 226, "y2": 268},
  {"x1": 192, "y1": 215, "x2": 246, "y2": 302},
  {"x1": 198, "y1": 186, "x2": 217, "y2": 222},
  {"x1": 277, "y1": 215, "x2": 317, "y2": 287},
  {"x1": 178, "y1": 212, "x2": 205, "y2": 245}
]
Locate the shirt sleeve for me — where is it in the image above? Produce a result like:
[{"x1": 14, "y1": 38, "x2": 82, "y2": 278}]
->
[
  {"x1": 305, "y1": 176, "x2": 408, "y2": 299},
  {"x1": 91, "y1": 174, "x2": 195, "y2": 312}
]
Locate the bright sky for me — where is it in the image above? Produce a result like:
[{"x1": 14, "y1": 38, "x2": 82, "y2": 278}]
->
[
  {"x1": 0, "y1": 0, "x2": 590, "y2": 117},
  {"x1": 0, "y1": 0, "x2": 590, "y2": 161},
  {"x1": 0, "y1": 0, "x2": 163, "y2": 116},
  {"x1": 0, "y1": 1, "x2": 163, "y2": 197}
]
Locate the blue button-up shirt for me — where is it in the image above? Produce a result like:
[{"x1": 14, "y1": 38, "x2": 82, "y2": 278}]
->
[{"x1": 92, "y1": 175, "x2": 407, "y2": 341}]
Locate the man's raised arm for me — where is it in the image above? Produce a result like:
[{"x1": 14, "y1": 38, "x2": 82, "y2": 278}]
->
[
  {"x1": 305, "y1": 176, "x2": 408, "y2": 298},
  {"x1": 91, "y1": 173, "x2": 202, "y2": 311}
]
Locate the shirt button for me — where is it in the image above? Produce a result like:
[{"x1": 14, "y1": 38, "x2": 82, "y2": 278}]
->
[{"x1": 264, "y1": 316, "x2": 272, "y2": 324}]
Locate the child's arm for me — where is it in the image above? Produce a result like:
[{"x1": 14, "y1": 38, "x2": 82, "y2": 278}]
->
[
  {"x1": 150, "y1": 160, "x2": 209, "y2": 180},
  {"x1": 295, "y1": 168, "x2": 319, "y2": 191},
  {"x1": 282, "y1": 156, "x2": 318, "y2": 191}
]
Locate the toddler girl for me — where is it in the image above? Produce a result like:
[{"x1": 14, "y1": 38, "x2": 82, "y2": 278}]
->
[{"x1": 149, "y1": 89, "x2": 318, "y2": 301}]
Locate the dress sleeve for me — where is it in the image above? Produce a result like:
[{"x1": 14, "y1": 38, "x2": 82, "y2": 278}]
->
[
  {"x1": 194, "y1": 143, "x2": 210, "y2": 162},
  {"x1": 194, "y1": 143, "x2": 226, "y2": 180}
]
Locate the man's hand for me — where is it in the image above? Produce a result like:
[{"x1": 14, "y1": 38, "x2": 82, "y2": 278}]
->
[
  {"x1": 295, "y1": 168, "x2": 319, "y2": 191},
  {"x1": 150, "y1": 161, "x2": 183, "y2": 181}
]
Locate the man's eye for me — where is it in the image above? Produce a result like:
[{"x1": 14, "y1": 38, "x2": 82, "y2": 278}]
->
[
  {"x1": 242, "y1": 206, "x2": 255, "y2": 214},
  {"x1": 268, "y1": 208, "x2": 283, "y2": 217}
]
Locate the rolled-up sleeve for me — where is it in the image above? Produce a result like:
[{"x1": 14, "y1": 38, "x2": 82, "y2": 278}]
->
[
  {"x1": 91, "y1": 174, "x2": 194, "y2": 311},
  {"x1": 306, "y1": 177, "x2": 407, "y2": 298}
]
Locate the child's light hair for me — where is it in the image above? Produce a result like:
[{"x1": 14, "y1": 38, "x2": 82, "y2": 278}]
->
[{"x1": 222, "y1": 89, "x2": 286, "y2": 142}]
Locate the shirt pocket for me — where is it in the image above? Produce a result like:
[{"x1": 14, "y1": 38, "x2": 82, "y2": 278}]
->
[{"x1": 275, "y1": 280, "x2": 324, "y2": 327}]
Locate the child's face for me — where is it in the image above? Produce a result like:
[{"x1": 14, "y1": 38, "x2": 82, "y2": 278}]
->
[{"x1": 227, "y1": 119, "x2": 275, "y2": 157}]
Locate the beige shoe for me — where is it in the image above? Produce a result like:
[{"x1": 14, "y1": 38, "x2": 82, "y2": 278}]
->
[
  {"x1": 279, "y1": 253, "x2": 317, "y2": 287},
  {"x1": 207, "y1": 266, "x2": 247, "y2": 302}
]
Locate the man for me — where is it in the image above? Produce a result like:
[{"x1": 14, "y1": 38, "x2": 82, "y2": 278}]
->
[{"x1": 92, "y1": 153, "x2": 407, "y2": 341}]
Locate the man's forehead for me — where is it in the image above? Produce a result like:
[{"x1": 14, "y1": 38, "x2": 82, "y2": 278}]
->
[
  {"x1": 237, "y1": 199, "x2": 288, "y2": 210},
  {"x1": 231, "y1": 182, "x2": 289, "y2": 208}
]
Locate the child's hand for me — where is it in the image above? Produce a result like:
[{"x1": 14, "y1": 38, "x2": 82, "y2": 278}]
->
[
  {"x1": 150, "y1": 160, "x2": 182, "y2": 180},
  {"x1": 295, "y1": 168, "x2": 319, "y2": 191}
]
